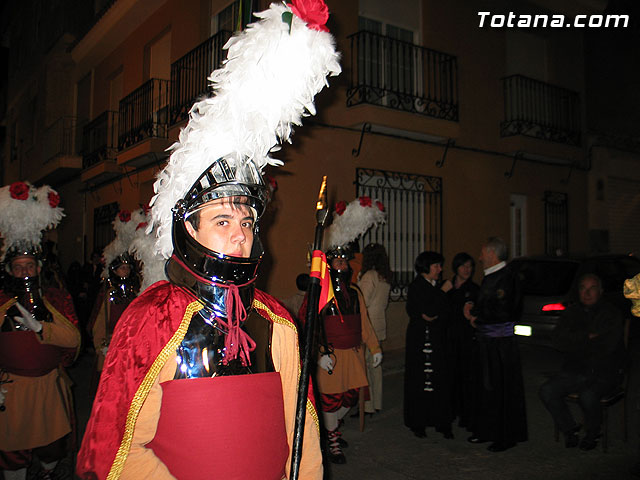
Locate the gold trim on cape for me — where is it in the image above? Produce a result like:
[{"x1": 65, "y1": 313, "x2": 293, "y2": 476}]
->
[
  {"x1": 43, "y1": 297, "x2": 82, "y2": 360},
  {"x1": 107, "y1": 300, "x2": 202, "y2": 480}
]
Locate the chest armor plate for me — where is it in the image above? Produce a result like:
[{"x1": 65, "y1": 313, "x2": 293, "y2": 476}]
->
[{"x1": 173, "y1": 309, "x2": 274, "y2": 378}]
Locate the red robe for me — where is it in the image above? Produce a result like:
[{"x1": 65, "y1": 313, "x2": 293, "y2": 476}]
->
[{"x1": 77, "y1": 281, "x2": 321, "y2": 480}]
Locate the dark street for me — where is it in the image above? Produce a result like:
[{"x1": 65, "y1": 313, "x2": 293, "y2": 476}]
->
[
  {"x1": 65, "y1": 339, "x2": 638, "y2": 480},
  {"x1": 324, "y1": 342, "x2": 636, "y2": 480}
]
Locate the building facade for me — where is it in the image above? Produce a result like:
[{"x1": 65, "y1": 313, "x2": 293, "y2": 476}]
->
[{"x1": 4, "y1": 0, "x2": 626, "y2": 349}]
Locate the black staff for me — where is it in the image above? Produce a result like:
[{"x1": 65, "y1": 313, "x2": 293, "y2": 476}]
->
[{"x1": 290, "y1": 176, "x2": 329, "y2": 480}]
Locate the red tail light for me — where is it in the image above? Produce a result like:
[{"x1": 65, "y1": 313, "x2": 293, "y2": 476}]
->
[{"x1": 542, "y1": 303, "x2": 565, "y2": 312}]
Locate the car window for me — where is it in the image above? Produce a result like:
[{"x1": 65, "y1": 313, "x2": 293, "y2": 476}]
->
[
  {"x1": 512, "y1": 260, "x2": 578, "y2": 296},
  {"x1": 579, "y1": 259, "x2": 625, "y2": 293}
]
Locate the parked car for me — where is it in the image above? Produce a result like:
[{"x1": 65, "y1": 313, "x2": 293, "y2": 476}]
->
[{"x1": 509, "y1": 254, "x2": 640, "y2": 346}]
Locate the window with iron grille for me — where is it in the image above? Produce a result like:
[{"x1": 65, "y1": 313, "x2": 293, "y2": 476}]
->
[
  {"x1": 356, "y1": 168, "x2": 442, "y2": 301},
  {"x1": 544, "y1": 191, "x2": 568, "y2": 256},
  {"x1": 93, "y1": 202, "x2": 120, "y2": 253}
]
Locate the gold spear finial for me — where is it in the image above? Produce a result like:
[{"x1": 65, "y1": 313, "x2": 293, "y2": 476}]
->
[{"x1": 315, "y1": 176, "x2": 328, "y2": 225}]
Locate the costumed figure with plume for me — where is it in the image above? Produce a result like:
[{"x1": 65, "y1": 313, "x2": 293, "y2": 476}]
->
[
  {"x1": 300, "y1": 196, "x2": 385, "y2": 464},
  {"x1": 88, "y1": 209, "x2": 144, "y2": 377},
  {"x1": 77, "y1": 1, "x2": 340, "y2": 479},
  {"x1": 0, "y1": 182, "x2": 80, "y2": 480}
]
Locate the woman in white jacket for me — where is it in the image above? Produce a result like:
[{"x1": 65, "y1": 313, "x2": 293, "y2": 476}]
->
[{"x1": 358, "y1": 243, "x2": 392, "y2": 413}]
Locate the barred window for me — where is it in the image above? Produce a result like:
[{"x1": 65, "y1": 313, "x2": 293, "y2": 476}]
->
[
  {"x1": 356, "y1": 168, "x2": 442, "y2": 301},
  {"x1": 544, "y1": 191, "x2": 568, "y2": 256}
]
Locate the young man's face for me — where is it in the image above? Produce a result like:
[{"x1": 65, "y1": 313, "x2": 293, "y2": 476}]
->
[
  {"x1": 10, "y1": 256, "x2": 39, "y2": 278},
  {"x1": 185, "y1": 199, "x2": 255, "y2": 258}
]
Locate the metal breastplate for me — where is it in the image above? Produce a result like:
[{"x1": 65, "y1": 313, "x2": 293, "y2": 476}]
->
[
  {"x1": 107, "y1": 281, "x2": 138, "y2": 305},
  {"x1": 173, "y1": 309, "x2": 274, "y2": 379},
  {"x1": 324, "y1": 284, "x2": 360, "y2": 317}
]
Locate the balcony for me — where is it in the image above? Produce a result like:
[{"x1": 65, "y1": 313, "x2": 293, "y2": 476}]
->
[
  {"x1": 81, "y1": 110, "x2": 122, "y2": 185},
  {"x1": 501, "y1": 75, "x2": 581, "y2": 146},
  {"x1": 170, "y1": 30, "x2": 232, "y2": 125},
  {"x1": 82, "y1": 110, "x2": 118, "y2": 168},
  {"x1": 118, "y1": 78, "x2": 170, "y2": 151},
  {"x1": 37, "y1": 116, "x2": 83, "y2": 185},
  {"x1": 347, "y1": 31, "x2": 458, "y2": 122}
]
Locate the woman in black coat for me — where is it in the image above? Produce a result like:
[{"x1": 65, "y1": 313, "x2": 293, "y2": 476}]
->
[
  {"x1": 442, "y1": 252, "x2": 480, "y2": 430},
  {"x1": 404, "y1": 251, "x2": 454, "y2": 439}
]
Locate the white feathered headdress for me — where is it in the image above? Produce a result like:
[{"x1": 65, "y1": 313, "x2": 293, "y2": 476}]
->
[
  {"x1": 101, "y1": 208, "x2": 146, "y2": 278},
  {"x1": 129, "y1": 207, "x2": 168, "y2": 292},
  {"x1": 149, "y1": 0, "x2": 341, "y2": 258},
  {"x1": 325, "y1": 196, "x2": 387, "y2": 251},
  {"x1": 0, "y1": 181, "x2": 64, "y2": 261}
]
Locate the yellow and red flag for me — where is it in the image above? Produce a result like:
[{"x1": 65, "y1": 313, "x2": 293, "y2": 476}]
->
[{"x1": 310, "y1": 250, "x2": 334, "y2": 312}]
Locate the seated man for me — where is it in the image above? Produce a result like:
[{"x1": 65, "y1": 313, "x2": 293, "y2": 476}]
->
[{"x1": 539, "y1": 273, "x2": 625, "y2": 450}]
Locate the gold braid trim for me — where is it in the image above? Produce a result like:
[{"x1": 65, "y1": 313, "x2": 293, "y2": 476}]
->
[
  {"x1": 253, "y1": 299, "x2": 298, "y2": 333},
  {"x1": 43, "y1": 298, "x2": 82, "y2": 361},
  {"x1": 107, "y1": 301, "x2": 203, "y2": 480},
  {"x1": 0, "y1": 298, "x2": 16, "y2": 327},
  {"x1": 252, "y1": 299, "x2": 320, "y2": 433},
  {"x1": 306, "y1": 398, "x2": 320, "y2": 432}
]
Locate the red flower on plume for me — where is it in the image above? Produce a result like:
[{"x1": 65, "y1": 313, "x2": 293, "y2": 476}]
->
[
  {"x1": 288, "y1": 0, "x2": 330, "y2": 32},
  {"x1": 48, "y1": 191, "x2": 61, "y2": 208},
  {"x1": 118, "y1": 210, "x2": 131, "y2": 223},
  {"x1": 136, "y1": 222, "x2": 148, "y2": 231},
  {"x1": 9, "y1": 182, "x2": 29, "y2": 201},
  {"x1": 335, "y1": 200, "x2": 347, "y2": 216},
  {"x1": 359, "y1": 196, "x2": 372, "y2": 208},
  {"x1": 265, "y1": 174, "x2": 278, "y2": 193},
  {"x1": 376, "y1": 201, "x2": 385, "y2": 212}
]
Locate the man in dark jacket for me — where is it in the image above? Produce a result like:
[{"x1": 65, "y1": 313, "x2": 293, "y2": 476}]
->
[
  {"x1": 464, "y1": 237, "x2": 527, "y2": 452},
  {"x1": 539, "y1": 273, "x2": 625, "y2": 451}
]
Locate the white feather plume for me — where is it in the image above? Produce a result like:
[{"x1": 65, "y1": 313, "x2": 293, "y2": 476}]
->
[
  {"x1": 101, "y1": 209, "x2": 144, "y2": 278},
  {"x1": 325, "y1": 198, "x2": 387, "y2": 250},
  {"x1": 150, "y1": 2, "x2": 341, "y2": 258},
  {"x1": 0, "y1": 182, "x2": 64, "y2": 260},
  {"x1": 129, "y1": 211, "x2": 168, "y2": 292}
]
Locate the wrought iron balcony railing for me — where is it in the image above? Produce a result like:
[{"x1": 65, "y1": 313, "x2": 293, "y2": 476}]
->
[
  {"x1": 501, "y1": 75, "x2": 581, "y2": 146},
  {"x1": 118, "y1": 78, "x2": 170, "y2": 150},
  {"x1": 347, "y1": 31, "x2": 458, "y2": 121},
  {"x1": 82, "y1": 110, "x2": 118, "y2": 169},
  {"x1": 43, "y1": 116, "x2": 80, "y2": 163},
  {"x1": 170, "y1": 30, "x2": 232, "y2": 125}
]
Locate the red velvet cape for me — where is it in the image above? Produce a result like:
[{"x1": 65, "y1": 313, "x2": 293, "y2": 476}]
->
[{"x1": 76, "y1": 281, "x2": 315, "y2": 480}]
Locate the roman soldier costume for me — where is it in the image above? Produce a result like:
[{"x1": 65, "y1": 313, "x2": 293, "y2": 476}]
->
[
  {"x1": 77, "y1": 1, "x2": 340, "y2": 479},
  {"x1": 0, "y1": 182, "x2": 80, "y2": 480},
  {"x1": 304, "y1": 197, "x2": 385, "y2": 464},
  {"x1": 89, "y1": 208, "x2": 143, "y2": 373}
]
